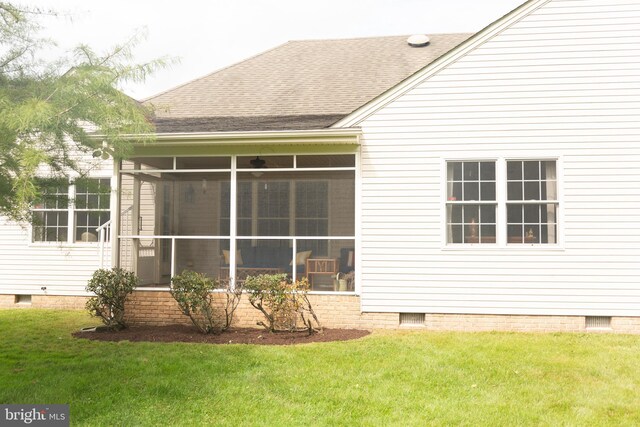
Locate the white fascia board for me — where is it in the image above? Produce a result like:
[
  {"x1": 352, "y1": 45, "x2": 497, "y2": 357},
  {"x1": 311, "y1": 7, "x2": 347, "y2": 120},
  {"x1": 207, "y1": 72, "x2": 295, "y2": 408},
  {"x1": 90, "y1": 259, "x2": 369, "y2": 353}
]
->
[
  {"x1": 331, "y1": 0, "x2": 550, "y2": 129},
  {"x1": 114, "y1": 128, "x2": 361, "y2": 146}
]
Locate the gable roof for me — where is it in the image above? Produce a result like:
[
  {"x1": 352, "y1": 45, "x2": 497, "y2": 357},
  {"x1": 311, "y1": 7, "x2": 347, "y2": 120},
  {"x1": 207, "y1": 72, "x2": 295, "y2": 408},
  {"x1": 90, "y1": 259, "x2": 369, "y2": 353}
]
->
[
  {"x1": 333, "y1": 0, "x2": 548, "y2": 128},
  {"x1": 144, "y1": 34, "x2": 471, "y2": 133}
]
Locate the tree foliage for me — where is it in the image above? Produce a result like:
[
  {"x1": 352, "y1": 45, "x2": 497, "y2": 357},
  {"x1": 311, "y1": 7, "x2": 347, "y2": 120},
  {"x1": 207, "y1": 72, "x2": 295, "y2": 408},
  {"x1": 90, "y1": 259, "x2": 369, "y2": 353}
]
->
[{"x1": 0, "y1": 2, "x2": 166, "y2": 220}]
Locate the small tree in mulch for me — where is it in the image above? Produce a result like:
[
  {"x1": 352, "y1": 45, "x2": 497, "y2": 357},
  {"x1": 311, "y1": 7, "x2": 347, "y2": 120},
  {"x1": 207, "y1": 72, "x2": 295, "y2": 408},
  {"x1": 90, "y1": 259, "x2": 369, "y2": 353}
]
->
[
  {"x1": 244, "y1": 274, "x2": 322, "y2": 335},
  {"x1": 86, "y1": 267, "x2": 138, "y2": 331},
  {"x1": 170, "y1": 270, "x2": 242, "y2": 334}
]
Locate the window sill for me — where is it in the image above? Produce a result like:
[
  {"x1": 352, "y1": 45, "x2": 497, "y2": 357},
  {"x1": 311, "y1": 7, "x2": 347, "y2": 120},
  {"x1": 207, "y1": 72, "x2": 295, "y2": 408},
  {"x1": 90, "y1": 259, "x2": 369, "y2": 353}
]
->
[{"x1": 442, "y1": 244, "x2": 565, "y2": 251}]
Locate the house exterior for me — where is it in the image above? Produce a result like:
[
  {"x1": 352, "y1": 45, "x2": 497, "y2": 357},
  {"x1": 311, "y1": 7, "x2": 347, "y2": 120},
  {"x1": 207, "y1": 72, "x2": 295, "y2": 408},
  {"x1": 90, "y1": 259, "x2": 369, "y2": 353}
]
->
[{"x1": 2, "y1": 0, "x2": 640, "y2": 333}]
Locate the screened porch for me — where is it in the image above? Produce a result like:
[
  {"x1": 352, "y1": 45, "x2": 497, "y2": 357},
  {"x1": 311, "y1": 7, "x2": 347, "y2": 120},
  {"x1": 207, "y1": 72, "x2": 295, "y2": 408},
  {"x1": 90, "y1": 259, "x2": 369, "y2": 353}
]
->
[{"x1": 117, "y1": 154, "x2": 356, "y2": 292}]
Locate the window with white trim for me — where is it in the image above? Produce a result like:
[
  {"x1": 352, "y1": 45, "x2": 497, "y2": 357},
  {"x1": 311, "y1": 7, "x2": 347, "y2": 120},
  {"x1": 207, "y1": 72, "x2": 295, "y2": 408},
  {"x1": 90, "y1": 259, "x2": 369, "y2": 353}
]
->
[
  {"x1": 506, "y1": 160, "x2": 558, "y2": 244},
  {"x1": 446, "y1": 159, "x2": 558, "y2": 245},
  {"x1": 31, "y1": 178, "x2": 110, "y2": 243},
  {"x1": 32, "y1": 179, "x2": 69, "y2": 243},
  {"x1": 74, "y1": 178, "x2": 111, "y2": 242},
  {"x1": 446, "y1": 161, "x2": 496, "y2": 244}
]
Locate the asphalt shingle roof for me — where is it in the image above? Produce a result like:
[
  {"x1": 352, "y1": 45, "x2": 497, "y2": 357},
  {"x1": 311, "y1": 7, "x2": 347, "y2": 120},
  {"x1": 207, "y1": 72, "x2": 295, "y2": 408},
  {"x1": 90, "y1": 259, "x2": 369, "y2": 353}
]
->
[{"x1": 144, "y1": 34, "x2": 472, "y2": 133}]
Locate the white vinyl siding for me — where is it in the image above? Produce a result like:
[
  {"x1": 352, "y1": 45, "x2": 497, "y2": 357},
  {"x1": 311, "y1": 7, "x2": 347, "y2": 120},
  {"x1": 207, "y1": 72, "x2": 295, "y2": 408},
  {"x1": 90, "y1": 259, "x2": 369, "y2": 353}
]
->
[
  {"x1": 0, "y1": 152, "x2": 113, "y2": 296},
  {"x1": 358, "y1": 0, "x2": 640, "y2": 316}
]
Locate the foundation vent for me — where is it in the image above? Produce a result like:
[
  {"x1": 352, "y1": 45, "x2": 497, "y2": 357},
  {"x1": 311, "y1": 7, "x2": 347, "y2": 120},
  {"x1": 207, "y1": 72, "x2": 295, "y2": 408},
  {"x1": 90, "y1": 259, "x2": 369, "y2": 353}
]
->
[
  {"x1": 585, "y1": 316, "x2": 611, "y2": 330},
  {"x1": 400, "y1": 313, "x2": 425, "y2": 326},
  {"x1": 15, "y1": 295, "x2": 32, "y2": 305}
]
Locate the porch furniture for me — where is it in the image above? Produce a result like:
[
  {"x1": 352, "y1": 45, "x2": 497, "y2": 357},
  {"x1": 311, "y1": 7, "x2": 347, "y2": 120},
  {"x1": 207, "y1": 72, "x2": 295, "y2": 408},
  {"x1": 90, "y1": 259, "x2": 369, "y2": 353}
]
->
[{"x1": 306, "y1": 258, "x2": 338, "y2": 288}]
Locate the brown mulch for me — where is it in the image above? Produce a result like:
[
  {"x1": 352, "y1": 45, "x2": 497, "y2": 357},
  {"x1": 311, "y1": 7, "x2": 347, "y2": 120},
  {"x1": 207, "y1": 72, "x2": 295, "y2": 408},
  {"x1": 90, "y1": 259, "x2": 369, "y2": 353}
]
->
[{"x1": 73, "y1": 324, "x2": 370, "y2": 346}]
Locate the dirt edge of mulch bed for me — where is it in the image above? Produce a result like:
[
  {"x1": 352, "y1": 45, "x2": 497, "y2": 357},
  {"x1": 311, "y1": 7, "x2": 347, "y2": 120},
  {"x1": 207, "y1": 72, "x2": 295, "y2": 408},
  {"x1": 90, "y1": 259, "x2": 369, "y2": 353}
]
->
[{"x1": 73, "y1": 324, "x2": 371, "y2": 346}]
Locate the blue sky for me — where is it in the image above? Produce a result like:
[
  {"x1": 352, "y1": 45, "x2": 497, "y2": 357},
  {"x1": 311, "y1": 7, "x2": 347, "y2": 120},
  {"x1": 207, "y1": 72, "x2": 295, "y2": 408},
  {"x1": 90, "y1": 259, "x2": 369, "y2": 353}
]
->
[{"x1": 26, "y1": 0, "x2": 524, "y2": 99}]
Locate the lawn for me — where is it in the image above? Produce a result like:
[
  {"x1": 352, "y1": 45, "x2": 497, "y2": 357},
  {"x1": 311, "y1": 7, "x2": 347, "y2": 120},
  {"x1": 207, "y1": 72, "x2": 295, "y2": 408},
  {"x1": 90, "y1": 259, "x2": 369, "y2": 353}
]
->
[{"x1": 1, "y1": 310, "x2": 639, "y2": 426}]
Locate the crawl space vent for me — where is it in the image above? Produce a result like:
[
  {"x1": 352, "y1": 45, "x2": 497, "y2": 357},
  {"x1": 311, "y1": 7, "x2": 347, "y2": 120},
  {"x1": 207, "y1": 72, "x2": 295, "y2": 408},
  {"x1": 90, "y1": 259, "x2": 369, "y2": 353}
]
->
[
  {"x1": 15, "y1": 295, "x2": 32, "y2": 305},
  {"x1": 585, "y1": 316, "x2": 611, "y2": 330},
  {"x1": 400, "y1": 313, "x2": 425, "y2": 326}
]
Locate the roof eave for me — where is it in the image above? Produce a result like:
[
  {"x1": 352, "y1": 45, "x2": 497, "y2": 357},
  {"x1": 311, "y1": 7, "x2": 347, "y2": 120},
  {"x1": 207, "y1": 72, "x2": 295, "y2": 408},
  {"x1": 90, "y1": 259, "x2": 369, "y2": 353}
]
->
[{"x1": 118, "y1": 127, "x2": 362, "y2": 146}]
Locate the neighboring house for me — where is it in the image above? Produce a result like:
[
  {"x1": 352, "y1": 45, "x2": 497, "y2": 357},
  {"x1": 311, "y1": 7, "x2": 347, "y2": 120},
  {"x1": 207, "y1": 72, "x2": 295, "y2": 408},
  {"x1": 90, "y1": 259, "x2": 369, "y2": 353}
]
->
[{"x1": 2, "y1": 0, "x2": 640, "y2": 333}]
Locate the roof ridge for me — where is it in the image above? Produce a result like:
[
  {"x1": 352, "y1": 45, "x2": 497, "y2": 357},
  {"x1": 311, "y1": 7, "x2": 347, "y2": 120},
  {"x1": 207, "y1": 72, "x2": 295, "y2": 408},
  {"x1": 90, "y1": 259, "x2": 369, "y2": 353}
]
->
[
  {"x1": 287, "y1": 33, "x2": 474, "y2": 43},
  {"x1": 142, "y1": 40, "x2": 293, "y2": 103}
]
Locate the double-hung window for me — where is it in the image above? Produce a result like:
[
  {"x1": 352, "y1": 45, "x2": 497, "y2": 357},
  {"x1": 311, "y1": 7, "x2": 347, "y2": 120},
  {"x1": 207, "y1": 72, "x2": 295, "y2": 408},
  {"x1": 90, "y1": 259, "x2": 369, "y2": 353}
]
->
[
  {"x1": 74, "y1": 178, "x2": 111, "y2": 242},
  {"x1": 446, "y1": 159, "x2": 558, "y2": 246},
  {"x1": 446, "y1": 161, "x2": 497, "y2": 244},
  {"x1": 506, "y1": 161, "x2": 558, "y2": 244},
  {"x1": 32, "y1": 178, "x2": 111, "y2": 243},
  {"x1": 32, "y1": 179, "x2": 69, "y2": 243}
]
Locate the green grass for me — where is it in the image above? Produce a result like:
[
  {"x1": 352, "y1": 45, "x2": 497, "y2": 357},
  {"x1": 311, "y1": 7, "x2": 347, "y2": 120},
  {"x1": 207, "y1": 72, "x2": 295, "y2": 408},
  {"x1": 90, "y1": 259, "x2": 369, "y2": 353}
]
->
[{"x1": 1, "y1": 310, "x2": 639, "y2": 426}]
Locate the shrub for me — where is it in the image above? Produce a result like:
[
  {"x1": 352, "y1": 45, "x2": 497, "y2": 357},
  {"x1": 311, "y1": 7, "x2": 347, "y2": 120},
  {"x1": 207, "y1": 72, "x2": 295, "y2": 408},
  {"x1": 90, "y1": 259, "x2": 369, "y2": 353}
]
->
[
  {"x1": 85, "y1": 267, "x2": 138, "y2": 330},
  {"x1": 170, "y1": 270, "x2": 242, "y2": 334},
  {"x1": 244, "y1": 274, "x2": 321, "y2": 334}
]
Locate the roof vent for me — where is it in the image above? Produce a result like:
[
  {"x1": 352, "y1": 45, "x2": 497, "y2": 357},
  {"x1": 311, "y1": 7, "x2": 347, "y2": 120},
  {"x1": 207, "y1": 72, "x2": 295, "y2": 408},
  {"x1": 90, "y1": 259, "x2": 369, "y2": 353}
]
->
[{"x1": 407, "y1": 34, "x2": 430, "y2": 47}]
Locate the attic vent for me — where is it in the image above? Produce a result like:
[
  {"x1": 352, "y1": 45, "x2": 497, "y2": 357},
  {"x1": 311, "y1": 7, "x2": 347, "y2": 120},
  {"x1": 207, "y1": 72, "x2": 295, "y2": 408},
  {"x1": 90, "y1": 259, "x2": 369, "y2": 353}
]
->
[
  {"x1": 407, "y1": 34, "x2": 430, "y2": 47},
  {"x1": 585, "y1": 316, "x2": 611, "y2": 330},
  {"x1": 400, "y1": 313, "x2": 425, "y2": 326}
]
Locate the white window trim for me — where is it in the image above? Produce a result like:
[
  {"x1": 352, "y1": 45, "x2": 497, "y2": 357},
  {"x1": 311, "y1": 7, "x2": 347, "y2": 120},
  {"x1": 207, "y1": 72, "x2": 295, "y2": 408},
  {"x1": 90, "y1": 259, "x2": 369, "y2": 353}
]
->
[
  {"x1": 441, "y1": 156, "x2": 564, "y2": 251},
  {"x1": 30, "y1": 176, "x2": 112, "y2": 247}
]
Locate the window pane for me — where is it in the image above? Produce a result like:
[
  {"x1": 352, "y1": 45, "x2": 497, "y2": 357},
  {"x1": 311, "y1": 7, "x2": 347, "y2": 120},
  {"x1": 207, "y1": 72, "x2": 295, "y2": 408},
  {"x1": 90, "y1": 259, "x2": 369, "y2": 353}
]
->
[
  {"x1": 75, "y1": 212, "x2": 110, "y2": 242},
  {"x1": 523, "y1": 204, "x2": 540, "y2": 223},
  {"x1": 524, "y1": 181, "x2": 540, "y2": 200},
  {"x1": 480, "y1": 162, "x2": 495, "y2": 180},
  {"x1": 463, "y1": 205, "x2": 480, "y2": 224},
  {"x1": 480, "y1": 225, "x2": 496, "y2": 243},
  {"x1": 507, "y1": 224, "x2": 523, "y2": 243},
  {"x1": 448, "y1": 182, "x2": 462, "y2": 201},
  {"x1": 508, "y1": 203, "x2": 557, "y2": 244},
  {"x1": 480, "y1": 205, "x2": 496, "y2": 223},
  {"x1": 507, "y1": 182, "x2": 523, "y2": 201},
  {"x1": 507, "y1": 161, "x2": 522, "y2": 180},
  {"x1": 32, "y1": 211, "x2": 68, "y2": 242},
  {"x1": 450, "y1": 205, "x2": 462, "y2": 224},
  {"x1": 464, "y1": 182, "x2": 479, "y2": 201},
  {"x1": 447, "y1": 203, "x2": 496, "y2": 244},
  {"x1": 464, "y1": 162, "x2": 479, "y2": 181},
  {"x1": 450, "y1": 162, "x2": 462, "y2": 181},
  {"x1": 480, "y1": 182, "x2": 496, "y2": 201},
  {"x1": 524, "y1": 161, "x2": 540, "y2": 180},
  {"x1": 35, "y1": 179, "x2": 68, "y2": 210},
  {"x1": 507, "y1": 205, "x2": 522, "y2": 223},
  {"x1": 448, "y1": 224, "x2": 463, "y2": 243}
]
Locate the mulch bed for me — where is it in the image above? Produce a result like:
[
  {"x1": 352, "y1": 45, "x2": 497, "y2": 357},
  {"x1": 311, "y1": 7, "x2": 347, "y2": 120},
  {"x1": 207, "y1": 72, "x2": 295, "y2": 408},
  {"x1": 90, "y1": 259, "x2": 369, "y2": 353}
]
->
[{"x1": 73, "y1": 325, "x2": 370, "y2": 345}]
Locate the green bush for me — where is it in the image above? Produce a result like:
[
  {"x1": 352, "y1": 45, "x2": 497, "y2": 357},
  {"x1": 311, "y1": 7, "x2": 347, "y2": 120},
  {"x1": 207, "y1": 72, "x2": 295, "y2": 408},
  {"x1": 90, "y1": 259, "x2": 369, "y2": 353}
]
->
[
  {"x1": 85, "y1": 268, "x2": 138, "y2": 330},
  {"x1": 170, "y1": 270, "x2": 241, "y2": 334},
  {"x1": 244, "y1": 274, "x2": 321, "y2": 334}
]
